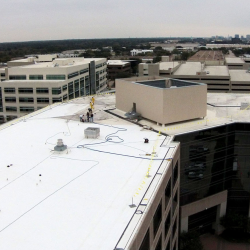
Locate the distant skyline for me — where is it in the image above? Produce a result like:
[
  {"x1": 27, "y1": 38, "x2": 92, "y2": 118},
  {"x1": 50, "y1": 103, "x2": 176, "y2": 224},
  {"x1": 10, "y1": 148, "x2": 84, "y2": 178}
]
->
[{"x1": 1, "y1": 0, "x2": 250, "y2": 43}]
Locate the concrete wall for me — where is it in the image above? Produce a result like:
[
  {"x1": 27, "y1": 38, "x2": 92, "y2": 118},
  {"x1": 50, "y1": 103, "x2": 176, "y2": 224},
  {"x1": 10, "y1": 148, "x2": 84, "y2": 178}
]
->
[
  {"x1": 148, "y1": 64, "x2": 160, "y2": 76},
  {"x1": 128, "y1": 144, "x2": 180, "y2": 250},
  {"x1": 116, "y1": 78, "x2": 207, "y2": 125},
  {"x1": 162, "y1": 84, "x2": 207, "y2": 124},
  {"x1": 116, "y1": 79, "x2": 164, "y2": 122},
  {"x1": 180, "y1": 190, "x2": 227, "y2": 234}
]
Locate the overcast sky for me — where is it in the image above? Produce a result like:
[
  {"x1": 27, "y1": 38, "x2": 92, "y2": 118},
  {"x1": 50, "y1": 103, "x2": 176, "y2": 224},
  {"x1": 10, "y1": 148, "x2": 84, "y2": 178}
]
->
[{"x1": 1, "y1": 0, "x2": 250, "y2": 43}]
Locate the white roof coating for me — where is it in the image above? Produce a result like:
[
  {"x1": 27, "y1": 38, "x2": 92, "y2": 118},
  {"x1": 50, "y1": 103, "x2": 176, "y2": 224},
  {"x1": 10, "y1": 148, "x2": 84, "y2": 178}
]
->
[{"x1": 0, "y1": 95, "x2": 173, "y2": 250}]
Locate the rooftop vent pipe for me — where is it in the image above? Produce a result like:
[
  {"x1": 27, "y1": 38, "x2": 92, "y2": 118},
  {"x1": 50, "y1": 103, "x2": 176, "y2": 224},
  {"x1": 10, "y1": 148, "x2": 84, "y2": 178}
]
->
[{"x1": 54, "y1": 139, "x2": 67, "y2": 151}]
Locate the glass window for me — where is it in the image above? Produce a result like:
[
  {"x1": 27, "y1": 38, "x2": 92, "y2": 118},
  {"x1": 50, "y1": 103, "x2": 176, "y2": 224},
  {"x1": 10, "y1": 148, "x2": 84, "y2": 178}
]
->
[
  {"x1": 165, "y1": 179, "x2": 171, "y2": 208},
  {"x1": 18, "y1": 88, "x2": 33, "y2": 94},
  {"x1": 29, "y1": 75, "x2": 43, "y2": 80},
  {"x1": 80, "y1": 68, "x2": 88, "y2": 74},
  {"x1": 173, "y1": 161, "x2": 178, "y2": 187},
  {"x1": 75, "y1": 90, "x2": 79, "y2": 98},
  {"x1": 139, "y1": 229, "x2": 150, "y2": 250},
  {"x1": 153, "y1": 200, "x2": 162, "y2": 237},
  {"x1": 165, "y1": 211, "x2": 171, "y2": 238},
  {"x1": 80, "y1": 88, "x2": 84, "y2": 96},
  {"x1": 9, "y1": 75, "x2": 26, "y2": 80},
  {"x1": 68, "y1": 71, "x2": 79, "y2": 79},
  {"x1": 6, "y1": 106, "x2": 17, "y2": 112},
  {"x1": 37, "y1": 98, "x2": 49, "y2": 103},
  {"x1": 52, "y1": 87, "x2": 62, "y2": 95},
  {"x1": 63, "y1": 85, "x2": 67, "y2": 91},
  {"x1": 69, "y1": 93, "x2": 74, "y2": 100},
  {"x1": 165, "y1": 241, "x2": 170, "y2": 250},
  {"x1": 63, "y1": 94, "x2": 67, "y2": 100},
  {"x1": 4, "y1": 88, "x2": 15, "y2": 93},
  {"x1": 85, "y1": 75, "x2": 90, "y2": 87},
  {"x1": 6, "y1": 115, "x2": 17, "y2": 121},
  {"x1": 36, "y1": 88, "x2": 49, "y2": 94},
  {"x1": 173, "y1": 190, "x2": 178, "y2": 214},
  {"x1": 52, "y1": 97, "x2": 62, "y2": 103},
  {"x1": 5, "y1": 97, "x2": 16, "y2": 103},
  {"x1": 172, "y1": 217, "x2": 177, "y2": 236},
  {"x1": 68, "y1": 82, "x2": 74, "y2": 95},
  {"x1": 19, "y1": 97, "x2": 34, "y2": 103},
  {"x1": 46, "y1": 75, "x2": 65, "y2": 80},
  {"x1": 1, "y1": 73, "x2": 5, "y2": 77},
  {"x1": 74, "y1": 79, "x2": 79, "y2": 87},
  {"x1": 95, "y1": 63, "x2": 102, "y2": 69},
  {"x1": 155, "y1": 235, "x2": 162, "y2": 250},
  {"x1": 20, "y1": 107, "x2": 34, "y2": 112}
]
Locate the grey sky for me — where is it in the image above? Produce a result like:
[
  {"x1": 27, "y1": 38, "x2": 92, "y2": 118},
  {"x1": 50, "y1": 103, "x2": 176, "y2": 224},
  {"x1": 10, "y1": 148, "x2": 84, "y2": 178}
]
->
[{"x1": 1, "y1": 0, "x2": 249, "y2": 42}]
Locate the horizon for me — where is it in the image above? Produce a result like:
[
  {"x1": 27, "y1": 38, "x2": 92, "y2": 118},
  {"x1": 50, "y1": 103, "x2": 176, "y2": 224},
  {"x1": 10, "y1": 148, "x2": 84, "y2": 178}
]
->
[{"x1": 1, "y1": 0, "x2": 250, "y2": 43}]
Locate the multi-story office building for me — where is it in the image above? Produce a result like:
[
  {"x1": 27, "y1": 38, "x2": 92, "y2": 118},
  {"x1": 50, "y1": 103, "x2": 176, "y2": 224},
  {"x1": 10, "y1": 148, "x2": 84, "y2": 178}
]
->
[
  {"x1": 0, "y1": 57, "x2": 107, "y2": 123},
  {"x1": 138, "y1": 55, "x2": 250, "y2": 92},
  {"x1": 107, "y1": 60, "x2": 131, "y2": 80},
  {"x1": 1, "y1": 76, "x2": 250, "y2": 249},
  {"x1": 0, "y1": 86, "x2": 181, "y2": 250},
  {"x1": 130, "y1": 49, "x2": 154, "y2": 56}
]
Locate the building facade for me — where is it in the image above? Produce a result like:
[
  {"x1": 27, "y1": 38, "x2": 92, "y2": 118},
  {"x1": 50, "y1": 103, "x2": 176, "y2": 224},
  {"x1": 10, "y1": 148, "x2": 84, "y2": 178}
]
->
[
  {"x1": 0, "y1": 57, "x2": 107, "y2": 123},
  {"x1": 107, "y1": 60, "x2": 131, "y2": 80},
  {"x1": 175, "y1": 122, "x2": 250, "y2": 234}
]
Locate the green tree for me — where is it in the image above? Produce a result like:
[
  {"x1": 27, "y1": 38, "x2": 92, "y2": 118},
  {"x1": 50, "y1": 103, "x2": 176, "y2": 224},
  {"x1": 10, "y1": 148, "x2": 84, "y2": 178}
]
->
[
  {"x1": 180, "y1": 231, "x2": 203, "y2": 250},
  {"x1": 220, "y1": 212, "x2": 250, "y2": 233},
  {"x1": 153, "y1": 56, "x2": 161, "y2": 63}
]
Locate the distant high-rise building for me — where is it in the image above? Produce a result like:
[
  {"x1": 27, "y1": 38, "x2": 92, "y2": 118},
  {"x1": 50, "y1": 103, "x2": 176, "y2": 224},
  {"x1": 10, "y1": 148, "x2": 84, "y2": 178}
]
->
[
  {"x1": 235, "y1": 34, "x2": 240, "y2": 38},
  {"x1": 246, "y1": 35, "x2": 250, "y2": 40},
  {"x1": 241, "y1": 35, "x2": 244, "y2": 39}
]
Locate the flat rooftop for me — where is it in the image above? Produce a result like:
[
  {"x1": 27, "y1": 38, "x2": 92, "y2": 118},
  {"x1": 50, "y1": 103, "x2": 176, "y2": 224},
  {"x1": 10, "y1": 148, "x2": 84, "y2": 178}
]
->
[
  {"x1": 150, "y1": 43, "x2": 199, "y2": 48},
  {"x1": 229, "y1": 70, "x2": 250, "y2": 81},
  {"x1": 173, "y1": 62, "x2": 229, "y2": 76},
  {"x1": 0, "y1": 94, "x2": 175, "y2": 250},
  {"x1": 107, "y1": 60, "x2": 129, "y2": 66},
  {"x1": 188, "y1": 50, "x2": 224, "y2": 62},
  {"x1": 136, "y1": 78, "x2": 201, "y2": 88},
  {"x1": 225, "y1": 57, "x2": 245, "y2": 64},
  {"x1": 17, "y1": 58, "x2": 104, "y2": 69},
  {"x1": 173, "y1": 62, "x2": 202, "y2": 75},
  {"x1": 133, "y1": 92, "x2": 250, "y2": 136},
  {"x1": 159, "y1": 62, "x2": 180, "y2": 70},
  {"x1": 204, "y1": 65, "x2": 229, "y2": 76}
]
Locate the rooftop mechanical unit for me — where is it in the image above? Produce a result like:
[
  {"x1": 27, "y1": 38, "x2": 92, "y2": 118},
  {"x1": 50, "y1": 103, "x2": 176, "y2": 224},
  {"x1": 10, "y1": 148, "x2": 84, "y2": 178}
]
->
[
  {"x1": 54, "y1": 139, "x2": 67, "y2": 151},
  {"x1": 241, "y1": 102, "x2": 250, "y2": 110},
  {"x1": 84, "y1": 127, "x2": 100, "y2": 139}
]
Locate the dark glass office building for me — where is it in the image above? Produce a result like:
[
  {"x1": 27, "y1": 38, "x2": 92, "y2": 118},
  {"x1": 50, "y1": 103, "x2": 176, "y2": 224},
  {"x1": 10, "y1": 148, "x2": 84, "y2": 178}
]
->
[{"x1": 175, "y1": 122, "x2": 250, "y2": 233}]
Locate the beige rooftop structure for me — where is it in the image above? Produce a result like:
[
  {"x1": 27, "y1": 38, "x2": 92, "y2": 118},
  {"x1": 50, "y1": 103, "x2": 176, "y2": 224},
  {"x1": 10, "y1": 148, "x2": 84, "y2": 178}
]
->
[{"x1": 116, "y1": 76, "x2": 207, "y2": 126}]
